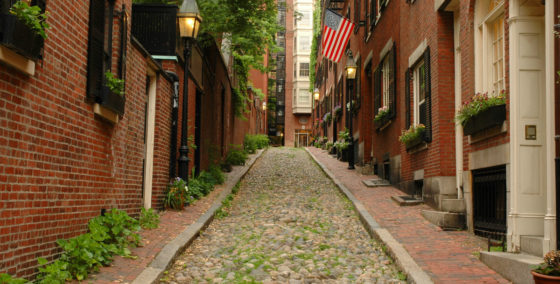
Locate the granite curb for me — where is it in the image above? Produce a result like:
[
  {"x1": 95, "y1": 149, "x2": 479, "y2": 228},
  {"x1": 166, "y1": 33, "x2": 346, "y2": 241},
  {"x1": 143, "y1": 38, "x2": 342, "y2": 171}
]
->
[
  {"x1": 304, "y1": 148, "x2": 433, "y2": 284},
  {"x1": 131, "y1": 149, "x2": 266, "y2": 284}
]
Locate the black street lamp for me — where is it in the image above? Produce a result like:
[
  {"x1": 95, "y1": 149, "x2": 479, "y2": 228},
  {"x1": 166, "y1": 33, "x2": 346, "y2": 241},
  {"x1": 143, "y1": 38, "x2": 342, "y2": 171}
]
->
[
  {"x1": 177, "y1": 0, "x2": 202, "y2": 182},
  {"x1": 345, "y1": 51, "x2": 357, "y2": 170},
  {"x1": 313, "y1": 88, "x2": 319, "y2": 137}
]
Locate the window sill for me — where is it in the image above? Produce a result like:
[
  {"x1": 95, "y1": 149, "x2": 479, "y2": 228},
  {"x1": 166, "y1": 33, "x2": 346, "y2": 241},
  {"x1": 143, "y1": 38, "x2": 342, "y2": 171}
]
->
[
  {"x1": 0, "y1": 45, "x2": 36, "y2": 76},
  {"x1": 94, "y1": 103, "x2": 119, "y2": 124}
]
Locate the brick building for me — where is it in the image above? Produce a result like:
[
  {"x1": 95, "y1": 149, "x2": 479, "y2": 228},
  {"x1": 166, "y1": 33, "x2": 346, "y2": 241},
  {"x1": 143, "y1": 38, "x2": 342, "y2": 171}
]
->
[
  {"x1": 312, "y1": 0, "x2": 557, "y2": 267},
  {"x1": 284, "y1": 0, "x2": 315, "y2": 147},
  {"x1": 0, "y1": 0, "x2": 265, "y2": 277}
]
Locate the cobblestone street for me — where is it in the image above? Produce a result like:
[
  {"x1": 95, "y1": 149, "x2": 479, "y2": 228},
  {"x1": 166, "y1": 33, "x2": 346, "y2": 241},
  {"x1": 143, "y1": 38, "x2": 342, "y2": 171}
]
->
[{"x1": 161, "y1": 148, "x2": 405, "y2": 283}]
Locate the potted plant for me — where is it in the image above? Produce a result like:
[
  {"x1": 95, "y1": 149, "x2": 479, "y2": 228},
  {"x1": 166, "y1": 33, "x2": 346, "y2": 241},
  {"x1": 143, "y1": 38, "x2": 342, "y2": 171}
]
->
[
  {"x1": 101, "y1": 70, "x2": 126, "y2": 115},
  {"x1": 532, "y1": 251, "x2": 560, "y2": 283},
  {"x1": 456, "y1": 91, "x2": 506, "y2": 136},
  {"x1": 399, "y1": 124, "x2": 426, "y2": 151},
  {"x1": 333, "y1": 105, "x2": 342, "y2": 121},
  {"x1": 164, "y1": 177, "x2": 192, "y2": 210},
  {"x1": 2, "y1": 0, "x2": 49, "y2": 59},
  {"x1": 374, "y1": 106, "x2": 391, "y2": 129},
  {"x1": 336, "y1": 128, "x2": 351, "y2": 161},
  {"x1": 323, "y1": 112, "x2": 332, "y2": 125}
]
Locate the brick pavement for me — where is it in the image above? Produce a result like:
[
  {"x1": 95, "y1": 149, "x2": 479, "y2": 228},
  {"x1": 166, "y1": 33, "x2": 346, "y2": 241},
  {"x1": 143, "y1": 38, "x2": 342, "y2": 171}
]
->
[{"x1": 307, "y1": 147, "x2": 510, "y2": 284}]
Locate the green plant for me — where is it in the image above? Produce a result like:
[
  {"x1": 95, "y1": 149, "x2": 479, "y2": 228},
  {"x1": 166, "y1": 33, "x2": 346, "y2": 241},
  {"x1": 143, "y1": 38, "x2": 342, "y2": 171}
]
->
[
  {"x1": 533, "y1": 250, "x2": 560, "y2": 276},
  {"x1": 9, "y1": 1, "x2": 50, "y2": 39},
  {"x1": 208, "y1": 165, "x2": 225, "y2": 185},
  {"x1": 36, "y1": 258, "x2": 71, "y2": 284},
  {"x1": 56, "y1": 233, "x2": 112, "y2": 280},
  {"x1": 0, "y1": 273, "x2": 30, "y2": 284},
  {"x1": 374, "y1": 106, "x2": 390, "y2": 122},
  {"x1": 139, "y1": 208, "x2": 160, "y2": 229},
  {"x1": 164, "y1": 177, "x2": 191, "y2": 210},
  {"x1": 132, "y1": 0, "x2": 184, "y2": 5},
  {"x1": 89, "y1": 209, "x2": 141, "y2": 255},
  {"x1": 105, "y1": 70, "x2": 125, "y2": 96},
  {"x1": 399, "y1": 124, "x2": 426, "y2": 146},
  {"x1": 244, "y1": 134, "x2": 269, "y2": 153},
  {"x1": 455, "y1": 91, "x2": 506, "y2": 126},
  {"x1": 226, "y1": 146, "x2": 248, "y2": 166}
]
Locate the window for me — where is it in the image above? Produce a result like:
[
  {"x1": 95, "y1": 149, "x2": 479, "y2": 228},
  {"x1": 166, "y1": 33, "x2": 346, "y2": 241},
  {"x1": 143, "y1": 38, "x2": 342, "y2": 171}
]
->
[
  {"x1": 491, "y1": 18, "x2": 504, "y2": 94},
  {"x1": 297, "y1": 10, "x2": 312, "y2": 27},
  {"x1": 374, "y1": 43, "x2": 396, "y2": 124},
  {"x1": 299, "y1": 35, "x2": 311, "y2": 52},
  {"x1": 354, "y1": 0, "x2": 360, "y2": 34},
  {"x1": 294, "y1": 62, "x2": 297, "y2": 78},
  {"x1": 1, "y1": 0, "x2": 46, "y2": 60},
  {"x1": 405, "y1": 47, "x2": 432, "y2": 140},
  {"x1": 294, "y1": 36, "x2": 297, "y2": 52},
  {"x1": 87, "y1": 0, "x2": 127, "y2": 115},
  {"x1": 475, "y1": 0, "x2": 505, "y2": 96},
  {"x1": 299, "y1": 63, "x2": 310, "y2": 77},
  {"x1": 413, "y1": 60, "x2": 426, "y2": 126},
  {"x1": 299, "y1": 89, "x2": 311, "y2": 106}
]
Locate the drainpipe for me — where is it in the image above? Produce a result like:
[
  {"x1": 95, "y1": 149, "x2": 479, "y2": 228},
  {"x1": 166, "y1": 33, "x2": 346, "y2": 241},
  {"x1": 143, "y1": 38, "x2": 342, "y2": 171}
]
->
[{"x1": 166, "y1": 71, "x2": 180, "y2": 179}]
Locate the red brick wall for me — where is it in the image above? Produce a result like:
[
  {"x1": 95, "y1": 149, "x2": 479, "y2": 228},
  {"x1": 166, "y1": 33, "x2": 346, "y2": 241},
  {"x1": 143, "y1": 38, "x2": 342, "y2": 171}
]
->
[{"x1": 0, "y1": 0, "x2": 177, "y2": 277}]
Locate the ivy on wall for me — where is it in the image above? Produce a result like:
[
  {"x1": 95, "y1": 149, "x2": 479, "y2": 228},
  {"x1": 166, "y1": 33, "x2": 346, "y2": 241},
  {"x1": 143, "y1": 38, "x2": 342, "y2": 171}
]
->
[{"x1": 309, "y1": 0, "x2": 321, "y2": 91}]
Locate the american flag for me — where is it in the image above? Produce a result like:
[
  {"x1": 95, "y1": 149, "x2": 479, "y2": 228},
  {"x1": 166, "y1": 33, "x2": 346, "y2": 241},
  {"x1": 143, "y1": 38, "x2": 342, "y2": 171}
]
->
[{"x1": 321, "y1": 9, "x2": 355, "y2": 63}]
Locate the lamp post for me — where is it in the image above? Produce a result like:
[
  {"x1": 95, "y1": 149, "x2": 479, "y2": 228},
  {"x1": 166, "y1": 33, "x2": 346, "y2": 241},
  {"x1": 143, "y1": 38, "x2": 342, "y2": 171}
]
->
[
  {"x1": 177, "y1": 0, "x2": 202, "y2": 182},
  {"x1": 313, "y1": 88, "x2": 319, "y2": 137},
  {"x1": 345, "y1": 51, "x2": 357, "y2": 170}
]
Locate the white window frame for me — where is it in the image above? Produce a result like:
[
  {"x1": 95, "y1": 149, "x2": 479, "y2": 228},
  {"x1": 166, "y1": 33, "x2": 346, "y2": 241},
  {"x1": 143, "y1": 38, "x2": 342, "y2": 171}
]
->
[
  {"x1": 298, "y1": 88, "x2": 311, "y2": 106},
  {"x1": 381, "y1": 55, "x2": 390, "y2": 108},
  {"x1": 413, "y1": 59, "x2": 426, "y2": 126},
  {"x1": 299, "y1": 62, "x2": 310, "y2": 77},
  {"x1": 475, "y1": 0, "x2": 505, "y2": 96}
]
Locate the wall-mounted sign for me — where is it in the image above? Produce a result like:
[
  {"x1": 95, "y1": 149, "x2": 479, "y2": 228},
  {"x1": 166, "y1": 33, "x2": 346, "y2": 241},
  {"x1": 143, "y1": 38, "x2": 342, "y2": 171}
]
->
[{"x1": 525, "y1": 125, "x2": 536, "y2": 140}]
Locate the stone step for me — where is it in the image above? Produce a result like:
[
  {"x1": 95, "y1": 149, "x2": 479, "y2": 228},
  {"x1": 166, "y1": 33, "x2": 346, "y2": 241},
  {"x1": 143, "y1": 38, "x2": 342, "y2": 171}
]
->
[
  {"x1": 391, "y1": 195, "x2": 424, "y2": 206},
  {"x1": 480, "y1": 251, "x2": 541, "y2": 284},
  {"x1": 421, "y1": 210, "x2": 465, "y2": 229},
  {"x1": 441, "y1": 198, "x2": 466, "y2": 213},
  {"x1": 520, "y1": 235, "x2": 543, "y2": 257},
  {"x1": 362, "y1": 178, "x2": 391, "y2": 187}
]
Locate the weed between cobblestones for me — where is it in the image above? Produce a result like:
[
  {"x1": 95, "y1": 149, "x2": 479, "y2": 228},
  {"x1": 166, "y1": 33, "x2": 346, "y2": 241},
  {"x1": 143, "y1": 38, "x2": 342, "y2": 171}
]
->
[{"x1": 162, "y1": 148, "x2": 406, "y2": 283}]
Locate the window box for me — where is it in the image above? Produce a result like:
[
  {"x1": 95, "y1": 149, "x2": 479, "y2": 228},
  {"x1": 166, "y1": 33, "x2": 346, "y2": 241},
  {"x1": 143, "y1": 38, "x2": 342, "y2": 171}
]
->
[
  {"x1": 463, "y1": 104, "x2": 506, "y2": 136},
  {"x1": 0, "y1": 14, "x2": 43, "y2": 60},
  {"x1": 98, "y1": 86, "x2": 126, "y2": 116},
  {"x1": 405, "y1": 130, "x2": 427, "y2": 151},
  {"x1": 375, "y1": 115, "x2": 391, "y2": 131}
]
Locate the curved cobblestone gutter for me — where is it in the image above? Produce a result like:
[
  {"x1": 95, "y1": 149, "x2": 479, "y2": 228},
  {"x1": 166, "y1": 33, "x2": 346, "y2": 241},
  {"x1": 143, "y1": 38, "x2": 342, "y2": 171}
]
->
[{"x1": 160, "y1": 147, "x2": 407, "y2": 283}]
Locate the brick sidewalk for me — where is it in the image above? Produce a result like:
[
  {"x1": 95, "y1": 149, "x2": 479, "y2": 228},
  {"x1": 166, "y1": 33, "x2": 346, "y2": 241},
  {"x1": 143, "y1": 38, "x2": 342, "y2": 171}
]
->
[
  {"x1": 85, "y1": 159, "x2": 253, "y2": 284},
  {"x1": 307, "y1": 147, "x2": 510, "y2": 284}
]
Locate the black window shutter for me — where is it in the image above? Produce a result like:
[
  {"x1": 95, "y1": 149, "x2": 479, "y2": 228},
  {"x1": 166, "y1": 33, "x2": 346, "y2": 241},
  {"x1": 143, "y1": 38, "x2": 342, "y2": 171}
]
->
[
  {"x1": 87, "y1": 0, "x2": 106, "y2": 100},
  {"x1": 405, "y1": 68, "x2": 411, "y2": 130},
  {"x1": 370, "y1": 0, "x2": 376, "y2": 28},
  {"x1": 373, "y1": 65, "x2": 381, "y2": 116},
  {"x1": 388, "y1": 44, "x2": 396, "y2": 118},
  {"x1": 423, "y1": 47, "x2": 432, "y2": 142}
]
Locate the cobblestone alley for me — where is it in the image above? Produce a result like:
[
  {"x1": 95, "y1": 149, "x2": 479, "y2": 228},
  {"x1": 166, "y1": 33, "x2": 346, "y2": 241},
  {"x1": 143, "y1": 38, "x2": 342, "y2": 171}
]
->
[{"x1": 161, "y1": 148, "x2": 406, "y2": 283}]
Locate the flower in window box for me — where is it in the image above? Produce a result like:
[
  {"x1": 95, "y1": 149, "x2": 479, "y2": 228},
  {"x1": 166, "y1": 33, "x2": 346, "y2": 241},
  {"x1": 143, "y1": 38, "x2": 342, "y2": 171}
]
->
[
  {"x1": 323, "y1": 112, "x2": 332, "y2": 124},
  {"x1": 456, "y1": 90, "x2": 506, "y2": 126},
  {"x1": 374, "y1": 105, "x2": 390, "y2": 123},
  {"x1": 346, "y1": 100, "x2": 357, "y2": 113},
  {"x1": 456, "y1": 90, "x2": 506, "y2": 135},
  {"x1": 399, "y1": 124, "x2": 426, "y2": 149},
  {"x1": 333, "y1": 105, "x2": 342, "y2": 120}
]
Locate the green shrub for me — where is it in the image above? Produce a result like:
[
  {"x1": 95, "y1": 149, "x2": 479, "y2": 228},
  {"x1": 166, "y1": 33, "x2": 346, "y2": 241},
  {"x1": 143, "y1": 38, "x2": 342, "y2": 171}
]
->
[
  {"x1": 244, "y1": 134, "x2": 258, "y2": 153},
  {"x1": 244, "y1": 134, "x2": 269, "y2": 153},
  {"x1": 225, "y1": 148, "x2": 248, "y2": 166},
  {"x1": 0, "y1": 273, "x2": 30, "y2": 284},
  {"x1": 188, "y1": 177, "x2": 214, "y2": 198},
  {"x1": 88, "y1": 209, "x2": 141, "y2": 255},
  {"x1": 139, "y1": 208, "x2": 159, "y2": 230},
  {"x1": 36, "y1": 258, "x2": 71, "y2": 284},
  {"x1": 208, "y1": 165, "x2": 225, "y2": 184}
]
